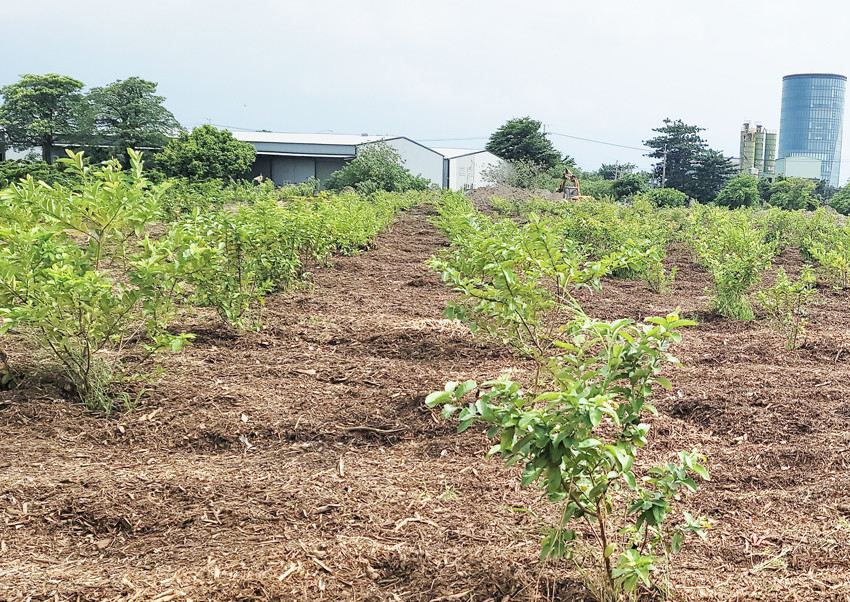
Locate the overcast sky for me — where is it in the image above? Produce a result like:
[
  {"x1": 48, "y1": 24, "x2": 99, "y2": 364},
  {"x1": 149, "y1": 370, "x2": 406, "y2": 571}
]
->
[{"x1": 2, "y1": 1, "x2": 849, "y2": 180}]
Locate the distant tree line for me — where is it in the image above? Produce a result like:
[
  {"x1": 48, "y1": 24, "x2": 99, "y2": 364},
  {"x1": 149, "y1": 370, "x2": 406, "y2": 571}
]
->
[
  {"x1": 0, "y1": 73, "x2": 180, "y2": 164},
  {"x1": 484, "y1": 115, "x2": 850, "y2": 214},
  {"x1": 0, "y1": 73, "x2": 259, "y2": 184}
]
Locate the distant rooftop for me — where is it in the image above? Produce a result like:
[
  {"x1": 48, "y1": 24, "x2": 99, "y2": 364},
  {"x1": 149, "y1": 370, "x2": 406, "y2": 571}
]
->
[
  {"x1": 232, "y1": 132, "x2": 390, "y2": 146},
  {"x1": 783, "y1": 73, "x2": 847, "y2": 81},
  {"x1": 432, "y1": 147, "x2": 489, "y2": 159}
]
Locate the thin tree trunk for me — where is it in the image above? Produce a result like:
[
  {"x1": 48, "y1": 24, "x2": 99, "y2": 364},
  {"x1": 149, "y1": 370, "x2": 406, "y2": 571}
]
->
[{"x1": 42, "y1": 135, "x2": 53, "y2": 164}]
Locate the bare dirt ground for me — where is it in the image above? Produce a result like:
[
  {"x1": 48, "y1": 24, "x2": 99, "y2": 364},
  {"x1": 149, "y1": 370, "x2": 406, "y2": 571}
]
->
[{"x1": 2, "y1": 202, "x2": 850, "y2": 601}]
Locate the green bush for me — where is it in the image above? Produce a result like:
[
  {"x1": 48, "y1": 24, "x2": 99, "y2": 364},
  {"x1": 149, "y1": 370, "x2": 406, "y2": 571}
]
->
[
  {"x1": 0, "y1": 159, "x2": 76, "y2": 188},
  {"x1": 155, "y1": 124, "x2": 256, "y2": 182},
  {"x1": 177, "y1": 189, "x2": 423, "y2": 327},
  {"x1": 481, "y1": 159, "x2": 561, "y2": 191},
  {"x1": 580, "y1": 178, "x2": 614, "y2": 200},
  {"x1": 767, "y1": 178, "x2": 817, "y2": 211},
  {"x1": 0, "y1": 151, "x2": 193, "y2": 412},
  {"x1": 326, "y1": 141, "x2": 429, "y2": 194},
  {"x1": 756, "y1": 266, "x2": 817, "y2": 349},
  {"x1": 645, "y1": 188, "x2": 690, "y2": 208},
  {"x1": 157, "y1": 177, "x2": 227, "y2": 220},
  {"x1": 610, "y1": 173, "x2": 648, "y2": 200},
  {"x1": 715, "y1": 173, "x2": 759, "y2": 209},
  {"x1": 427, "y1": 195, "x2": 709, "y2": 598},
  {"x1": 808, "y1": 227, "x2": 850, "y2": 289},
  {"x1": 828, "y1": 183, "x2": 850, "y2": 215},
  {"x1": 685, "y1": 208, "x2": 774, "y2": 319}
]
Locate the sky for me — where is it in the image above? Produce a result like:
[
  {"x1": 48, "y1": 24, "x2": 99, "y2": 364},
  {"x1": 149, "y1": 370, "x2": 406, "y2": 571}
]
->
[{"x1": 2, "y1": 0, "x2": 850, "y2": 180}]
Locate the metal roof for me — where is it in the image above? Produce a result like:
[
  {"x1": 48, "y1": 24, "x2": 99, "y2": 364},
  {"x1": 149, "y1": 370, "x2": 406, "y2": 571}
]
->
[
  {"x1": 432, "y1": 147, "x2": 489, "y2": 159},
  {"x1": 232, "y1": 132, "x2": 390, "y2": 146}
]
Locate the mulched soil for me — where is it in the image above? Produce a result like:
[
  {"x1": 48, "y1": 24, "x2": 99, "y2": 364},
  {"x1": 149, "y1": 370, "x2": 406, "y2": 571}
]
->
[{"x1": 1, "y1": 202, "x2": 850, "y2": 601}]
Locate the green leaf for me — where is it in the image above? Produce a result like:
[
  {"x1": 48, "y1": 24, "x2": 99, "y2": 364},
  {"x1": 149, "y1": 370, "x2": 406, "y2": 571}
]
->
[
  {"x1": 425, "y1": 390, "x2": 451, "y2": 407},
  {"x1": 691, "y1": 462, "x2": 711, "y2": 481},
  {"x1": 454, "y1": 379, "x2": 477, "y2": 399},
  {"x1": 655, "y1": 376, "x2": 672, "y2": 390},
  {"x1": 671, "y1": 531, "x2": 684, "y2": 554}
]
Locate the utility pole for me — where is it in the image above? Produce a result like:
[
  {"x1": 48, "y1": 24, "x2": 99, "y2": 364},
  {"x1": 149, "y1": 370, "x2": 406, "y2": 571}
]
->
[{"x1": 661, "y1": 145, "x2": 668, "y2": 188}]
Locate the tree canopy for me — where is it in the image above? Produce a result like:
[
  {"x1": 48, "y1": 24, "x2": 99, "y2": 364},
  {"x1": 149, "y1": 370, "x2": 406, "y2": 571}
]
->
[
  {"x1": 0, "y1": 73, "x2": 85, "y2": 163},
  {"x1": 766, "y1": 177, "x2": 817, "y2": 211},
  {"x1": 485, "y1": 117, "x2": 560, "y2": 169},
  {"x1": 644, "y1": 118, "x2": 735, "y2": 203},
  {"x1": 714, "y1": 173, "x2": 759, "y2": 209},
  {"x1": 597, "y1": 162, "x2": 637, "y2": 180},
  {"x1": 609, "y1": 173, "x2": 648, "y2": 200},
  {"x1": 86, "y1": 77, "x2": 180, "y2": 161},
  {"x1": 326, "y1": 141, "x2": 429, "y2": 194},
  {"x1": 829, "y1": 182, "x2": 850, "y2": 215},
  {"x1": 155, "y1": 125, "x2": 255, "y2": 181}
]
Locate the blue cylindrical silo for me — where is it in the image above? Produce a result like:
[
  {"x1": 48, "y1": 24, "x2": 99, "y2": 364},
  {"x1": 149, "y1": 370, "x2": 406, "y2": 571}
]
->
[{"x1": 777, "y1": 73, "x2": 846, "y2": 187}]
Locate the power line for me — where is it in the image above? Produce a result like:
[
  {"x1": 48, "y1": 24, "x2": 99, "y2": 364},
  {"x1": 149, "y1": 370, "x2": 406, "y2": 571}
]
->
[
  {"x1": 417, "y1": 136, "x2": 489, "y2": 142},
  {"x1": 547, "y1": 132, "x2": 648, "y2": 152}
]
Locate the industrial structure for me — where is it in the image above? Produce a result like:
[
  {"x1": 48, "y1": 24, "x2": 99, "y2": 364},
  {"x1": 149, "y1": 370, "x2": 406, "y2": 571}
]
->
[
  {"x1": 232, "y1": 132, "x2": 446, "y2": 187},
  {"x1": 739, "y1": 121, "x2": 777, "y2": 178},
  {"x1": 233, "y1": 132, "x2": 501, "y2": 190},
  {"x1": 777, "y1": 73, "x2": 846, "y2": 186},
  {"x1": 432, "y1": 148, "x2": 501, "y2": 191}
]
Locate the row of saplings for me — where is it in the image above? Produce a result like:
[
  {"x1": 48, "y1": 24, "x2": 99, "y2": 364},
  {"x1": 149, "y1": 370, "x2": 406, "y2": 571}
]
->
[
  {"x1": 0, "y1": 150, "x2": 419, "y2": 413},
  {"x1": 424, "y1": 191, "x2": 848, "y2": 600},
  {"x1": 491, "y1": 194, "x2": 849, "y2": 350}
]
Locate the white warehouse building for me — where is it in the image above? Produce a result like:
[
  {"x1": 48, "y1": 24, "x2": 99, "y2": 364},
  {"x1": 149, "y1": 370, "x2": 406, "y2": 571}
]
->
[
  {"x1": 434, "y1": 148, "x2": 502, "y2": 191},
  {"x1": 232, "y1": 131, "x2": 502, "y2": 190},
  {"x1": 232, "y1": 132, "x2": 445, "y2": 188}
]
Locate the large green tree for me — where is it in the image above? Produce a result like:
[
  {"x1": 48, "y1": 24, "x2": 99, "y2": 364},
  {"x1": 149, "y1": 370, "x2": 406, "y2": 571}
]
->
[
  {"x1": 155, "y1": 125, "x2": 255, "y2": 181},
  {"x1": 693, "y1": 148, "x2": 737, "y2": 203},
  {"x1": 486, "y1": 117, "x2": 560, "y2": 169},
  {"x1": 0, "y1": 73, "x2": 85, "y2": 163},
  {"x1": 644, "y1": 118, "x2": 735, "y2": 203},
  {"x1": 86, "y1": 77, "x2": 181, "y2": 161}
]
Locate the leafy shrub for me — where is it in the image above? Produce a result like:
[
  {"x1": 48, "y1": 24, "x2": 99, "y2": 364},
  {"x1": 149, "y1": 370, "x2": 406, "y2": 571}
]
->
[
  {"x1": 481, "y1": 159, "x2": 560, "y2": 191},
  {"x1": 178, "y1": 189, "x2": 423, "y2": 327},
  {"x1": 754, "y1": 208, "x2": 803, "y2": 253},
  {"x1": 808, "y1": 228, "x2": 850, "y2": 289},
  {"x1": 757, "y1": 266, "x2": 817, "y2": 349},
  {"x1": 767, "y1": 178, "x2": 817, "y2": 211},
  {"x1": 644, "y1": 188, "x2": 689, "y2": 208},
  {"x1": 609, "y1": 173, "x2": 648, "y2": 200},
  {"x1": 714, "y1": 173, "x2": 759, "y2": 209},
  {"x1": 427, "y1": 194, "x2": 709, "y2": 599},
  {"x1": 157, "y1": 177, "x2": 227, "y2": 221},
  {"x1": 580, "y1": 178, "x2": 614, "y2": 201},
  {"x1": 828, "y1": 183, "x2": 850, "y2": 215},
  {"x1": 326, "y1": 142, "x2": 429, "y2": 194},
  {"x1": 155, "y1": 124, "x2": 256, "y2": 182},
  {"x1": 686, "y1": 211, "x2": 774, "y2": 319},
  {"x1": 278, "y1": 177, "x2": 319, "y2": 199},
  {"x1": 179, "y1": 200, "x2": 302, "y2": 328},
  {"x1": 0, "y1": 151, "x2": 193, "y2": 412},
  {"x1": 640, "y1": 244, "x2": 677, "y2": 293},
  {"x1": 0, "y1": 159, "x2": 76, "y2": 188}
]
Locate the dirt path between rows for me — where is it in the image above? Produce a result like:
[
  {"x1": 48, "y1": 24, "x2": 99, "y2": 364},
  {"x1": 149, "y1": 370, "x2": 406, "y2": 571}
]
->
[{"x1": 2, "y1": 202, "x2": 850, "y2": 601}]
